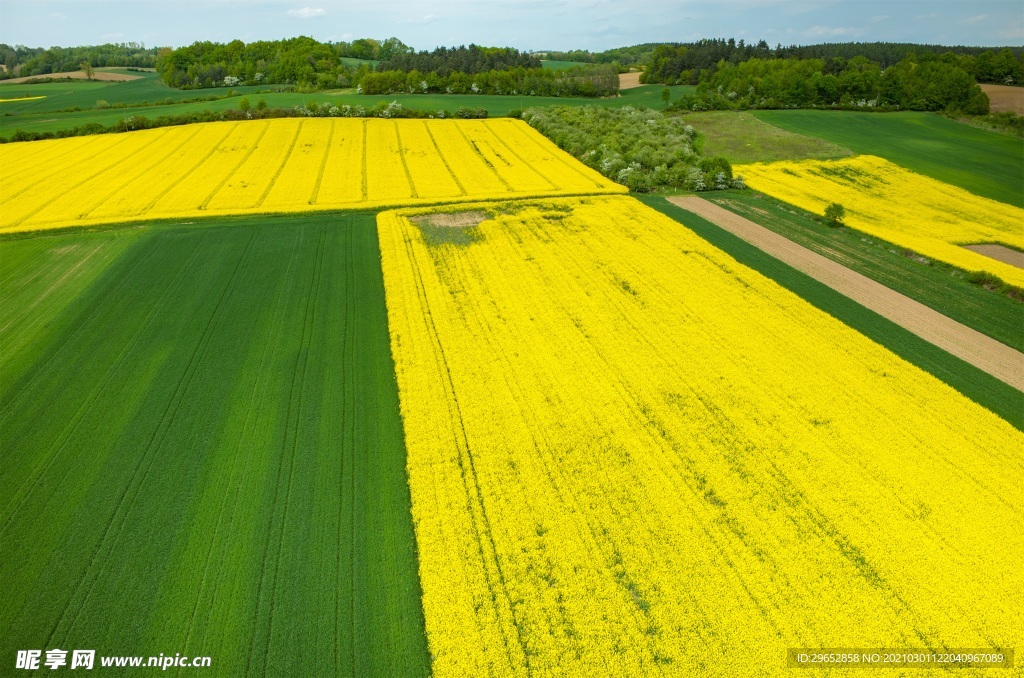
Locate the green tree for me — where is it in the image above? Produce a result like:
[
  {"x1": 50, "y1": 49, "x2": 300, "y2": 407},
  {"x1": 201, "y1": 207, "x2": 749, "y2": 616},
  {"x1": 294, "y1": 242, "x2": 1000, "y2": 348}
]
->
[
  {"x1": 238, "y1": 96, "x2": 250, "y2": 112},
  {"x1": 824, "y1": 202, "x2": 846, "y2": 225},
  {"x1": 80, "y1": 61, "x2": 94, "y2": 79},
  {"x1": 661, "y1": 86, "x2": 671, "y2": 107}
]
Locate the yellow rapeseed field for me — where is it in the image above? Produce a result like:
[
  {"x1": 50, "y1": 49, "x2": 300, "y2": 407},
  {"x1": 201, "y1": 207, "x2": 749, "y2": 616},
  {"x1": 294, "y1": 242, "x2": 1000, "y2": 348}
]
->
[
  {"x1": 0, "y1": 118, "x2": 624, "y2": 233},
  {"x1": 379, "y1": 195, "x2": 1024, "y2": 676},
  {"x1": 736, "y1": 155, "x2": 1024, "y2": 288}
]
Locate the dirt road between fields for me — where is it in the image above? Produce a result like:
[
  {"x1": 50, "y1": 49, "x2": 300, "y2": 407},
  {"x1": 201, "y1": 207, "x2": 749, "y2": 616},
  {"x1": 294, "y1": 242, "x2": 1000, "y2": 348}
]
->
[
  {"x1": 979, "y1": 84, "x2": 1024, "y2": 114},
  {"x1": 669, "y1": 196, "x2": 1024, "y2": 391}
]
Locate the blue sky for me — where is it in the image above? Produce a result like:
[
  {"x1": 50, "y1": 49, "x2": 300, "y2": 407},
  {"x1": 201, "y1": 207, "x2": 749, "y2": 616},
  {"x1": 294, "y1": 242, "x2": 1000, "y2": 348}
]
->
[{"x1": 2, "y1": 0, "x2": 1021, "y2": 50}]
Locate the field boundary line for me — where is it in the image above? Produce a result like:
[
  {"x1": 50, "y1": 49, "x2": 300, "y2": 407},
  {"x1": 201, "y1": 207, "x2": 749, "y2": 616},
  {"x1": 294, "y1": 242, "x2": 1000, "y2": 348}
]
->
[
  {"x1": 254, "y1": 120, "x2": 305, "y2": 209},
  {"x1": 198, "y1": 121, "x2": 272, "y2": 211},
  {"x1": 308, "y1": 121, "x2": 336, "y2": 205},
  {"x1": 393, "y1": 121, "x2": 419, "y2": 199},
  {"x1": 422, "y1": 121, "x2": 467, "y2": 196},
  {"x1": 360, "y1": 120, "x2": 368, "y2": 202},
  {"x1": 668, "y1": 196, "x2": 1024, "y2": 390}
]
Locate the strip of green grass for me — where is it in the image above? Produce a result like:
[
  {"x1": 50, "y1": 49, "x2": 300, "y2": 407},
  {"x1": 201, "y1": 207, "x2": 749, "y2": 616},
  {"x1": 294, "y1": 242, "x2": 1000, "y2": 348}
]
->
[
  {"x1": 752, "y1": 110, "x2": 1024, "y2": 207},
  {"x1": 0, "y1": 84, "x2": 695, "y2": 137},
  {"x1": 704, "y1": 189, "x2": 1024, "y2": 351},
  {"x1": 639, "y1": 195, "x2": 1023, "y2": 430},
  {"x1": 684, "y1": 111, "x2": 854, "y2": 164},
  {"x1": 0, "y1": 213, "x2": 429, "y2": 676}
]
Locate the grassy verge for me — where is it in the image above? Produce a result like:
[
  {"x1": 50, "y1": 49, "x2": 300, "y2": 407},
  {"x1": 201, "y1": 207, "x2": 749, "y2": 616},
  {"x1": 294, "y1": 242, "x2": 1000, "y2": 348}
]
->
[
  {"x1": 639, "y1": 195, "x2": 1023, "y2": 430},
  {"x1": 752, "y1": 110, "x2": 1024, "y2": 207},
  {"x1": 704, "y1": 189, "x2": 1024, "y2": 351},
  {"x1": 684, "y1": 111, "x2": 853, "y2": 164},
  {"x1": 0, "y1": 213, "x2": 430, "y2": 676}
]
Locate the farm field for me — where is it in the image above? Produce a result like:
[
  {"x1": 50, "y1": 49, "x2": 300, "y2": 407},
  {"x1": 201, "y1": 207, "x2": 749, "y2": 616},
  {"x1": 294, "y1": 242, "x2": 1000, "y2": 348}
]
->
[
  {"x1": 0, "y1": 213, "x2": 429, "y2": 676},
  {"x1": 701, "y1": 190, "x2": 1024, "y2": 352},
  {"x1": 0, "y1": 70, "x2": 275, "y2": 115},
  {"x1": 379, "y1": 195, "x2": 1024, "y2": 676},
  {"x1": 737, "y1": 155, "x2": 1024, "y2": 288},
  {"x1": 0, "y1": 117, "x2": 624, "y2": 233},
  {"x1": 0, "y1": 84, "x2": 696, "y2": 138},
  {"x1": 752, "y1": 110, "x2": 1024, "y2": 207},
  {"x1": 685, "y1": 111, "x2": 853, "y2": 164}
]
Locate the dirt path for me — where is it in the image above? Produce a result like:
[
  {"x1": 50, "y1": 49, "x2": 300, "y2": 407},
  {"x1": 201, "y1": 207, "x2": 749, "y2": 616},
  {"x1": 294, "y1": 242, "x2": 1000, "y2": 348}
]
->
[
  {"x1": 668, "y1": 196, "x2": 1024, "y2": 391},
  {"x1": 979, "y1": 84, "x2": 1024, "y2": 114},
  {"x1": 618, "y1": 72, "x2": 643, "y2": 90}
]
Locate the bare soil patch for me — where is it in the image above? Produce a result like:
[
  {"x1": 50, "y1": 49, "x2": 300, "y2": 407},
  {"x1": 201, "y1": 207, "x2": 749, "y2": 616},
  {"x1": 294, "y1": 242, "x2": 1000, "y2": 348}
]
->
[
  {"x1": 669, "y1": 196, "x2": 1024, "y2": 390},
  {"x1": 618, "y1": 72, "x2": 643, "y2": 90},
  {"x1": 979, "y1": 84, "x2": 1024, "y2": 115},
  {"x1": 0, "y1": 70, "x2": 142, "y2": 84},
  {"x1": 963, "y1": 244, "x2": 1024, "y2": 269},
  {"x1": 411, "y1": 211, "x2": 487, "y2": 228}
]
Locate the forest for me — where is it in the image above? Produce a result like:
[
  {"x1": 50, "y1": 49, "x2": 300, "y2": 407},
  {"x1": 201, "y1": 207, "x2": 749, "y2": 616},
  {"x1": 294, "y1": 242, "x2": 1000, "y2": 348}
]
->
[
  {"x1": 0, "y1": 42, "x2": 157, "y2": 78},
  {"x1": 360, "y1": 64, "x2": 619, "y2": 97}
]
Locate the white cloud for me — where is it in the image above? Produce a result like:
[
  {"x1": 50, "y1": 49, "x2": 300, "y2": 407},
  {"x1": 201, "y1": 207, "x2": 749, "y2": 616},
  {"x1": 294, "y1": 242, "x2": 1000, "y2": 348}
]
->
[
  {"x1": 914, "y1": 13, "x2": 938, "y2": 21},
  {"x1": 869, "y1": 15, "x2": 888, "y2": 23},
  {"x1": 48, "y1": 12, "x2": 67, "y2": 21},
  {"x1": 963, "y1": 14, "x2": 987, "y2": 25},
  {"x1": 804, "y1": 25, "x2": 859, "y2": 38},
  {"x1": 101, "y1": 32, "x2": 124, "y2": 41},
  {"x1": 287, "y1": 7, "x2": 326, "y2": 19}
]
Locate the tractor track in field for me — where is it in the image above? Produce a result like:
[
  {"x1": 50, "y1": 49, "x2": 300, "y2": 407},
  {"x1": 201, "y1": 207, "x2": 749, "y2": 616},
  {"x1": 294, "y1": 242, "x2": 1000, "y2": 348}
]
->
[{"x1": 668, "y1": 196, "x2": 1024, "y2": 391}]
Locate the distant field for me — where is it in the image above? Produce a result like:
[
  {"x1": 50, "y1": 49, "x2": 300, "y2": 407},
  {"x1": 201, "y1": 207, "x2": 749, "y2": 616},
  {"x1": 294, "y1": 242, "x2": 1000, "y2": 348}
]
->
[
  {"x1": 737, "y1": 155, "x2": 1024, "y2": 288},
  {"x1": 0, "y1": 69, "x2": 142, "y2": 84},
  {"x1": 0, "y1": 70, "x2": 275, "y2": 116},
  {"x1": 753, "y1": 110, "x2": 1024, "y2": 207},
  {"x1": 0, "y1": 213, "x2": 429, "y2": 676},
  {"x1": 0, "y1": 118, "x2": 624, "y2": 233},
  {"x1": 0, "y1": 84, "x2": 695, "y2": 138},
  {"x1": 685, "y1": 111, "x2": 853, "y2": 163}
]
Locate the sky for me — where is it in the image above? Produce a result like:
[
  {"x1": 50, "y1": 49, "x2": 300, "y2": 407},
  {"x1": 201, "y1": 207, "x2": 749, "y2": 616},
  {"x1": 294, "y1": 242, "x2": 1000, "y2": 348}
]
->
[{"x1": 1, "y1": 0, "x2": 1021, "y2": 51}]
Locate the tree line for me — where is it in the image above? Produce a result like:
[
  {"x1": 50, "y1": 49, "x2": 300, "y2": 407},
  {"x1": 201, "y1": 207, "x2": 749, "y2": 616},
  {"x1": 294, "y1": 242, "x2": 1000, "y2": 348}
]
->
[
  {"x1": 360, "y1": 65, "x2": 619, "y2": 97},
  {"x1": 377, "y1": 45, "x2": 540, "y2": 75},
  {"x1": 671, "y1": 52, "x2": 989, "y2": 115},
  {"x1": 643, "y1": 39, "x2": 1023, "y2": 86},
  {"x1": 0, "y1": 43, "x2": 157, "y2": 79}
]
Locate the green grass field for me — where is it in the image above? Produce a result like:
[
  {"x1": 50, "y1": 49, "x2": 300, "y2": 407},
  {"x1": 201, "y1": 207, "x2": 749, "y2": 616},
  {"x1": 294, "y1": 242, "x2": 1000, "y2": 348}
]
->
[
  {"x1": 703, "y1": 190, "x2": 1024, "y2": 351},
  {"x1": 0, "y1": 213, "x2": 430, "y2": 676},
  {"x1": 684, "y1": 111, "x2": 854, "y2": 164},
  {"x1": 0, "y1": 70, "x2": 275, "y2": 115},
  {"x1": 753, "y1": 110, "x2": 1024, "y2": 207},
  {"x1": 0, "y1": 83, "x2": 695, "y2": 137},
  {"x1": 640, "y1": 195, "x2": 1024, "y2": 430}
]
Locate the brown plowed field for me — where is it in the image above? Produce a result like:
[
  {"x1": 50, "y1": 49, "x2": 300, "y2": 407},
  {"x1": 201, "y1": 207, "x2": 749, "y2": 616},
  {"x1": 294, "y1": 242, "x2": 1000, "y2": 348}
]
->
[
  {"x1": 669, "y1": 196, "x2": 1024, "y2": 390},
  {"x1": 980, "y1": 84, "x2": 1024, "y2": 114},
  {"x1": 618, "y1": 72, "x2": 642, "y2": 89},
  {"x1": 0, "y1": 70, "x2": 142, "y2": 84}
]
